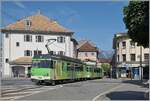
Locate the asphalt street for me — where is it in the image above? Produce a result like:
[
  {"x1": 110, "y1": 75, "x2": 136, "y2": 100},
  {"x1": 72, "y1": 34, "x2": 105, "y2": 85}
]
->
[
  {"x1": 1, "y1": 78, "x2": 34, "y2": 86},
  {"x1": 1, "y1": 78, "x2": 148, "y2": 100}
]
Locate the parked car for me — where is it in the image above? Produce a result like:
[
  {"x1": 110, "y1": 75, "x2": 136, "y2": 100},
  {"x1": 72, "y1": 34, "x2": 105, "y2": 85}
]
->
[
  {"x1": 144, "y1": 90, "x2": 149, "y2": 100},
  {"x1": 144, "y1": 80, "x2": 149, "y2": 100}
]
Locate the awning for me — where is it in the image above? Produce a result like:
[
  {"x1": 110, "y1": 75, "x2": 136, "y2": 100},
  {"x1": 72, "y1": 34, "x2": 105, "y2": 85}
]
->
[{"x1": 9, "y1": 56, "x2": 32, "y2": 65}]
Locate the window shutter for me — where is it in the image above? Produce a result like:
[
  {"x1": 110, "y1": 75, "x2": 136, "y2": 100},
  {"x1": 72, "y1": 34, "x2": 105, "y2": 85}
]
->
[
  {"x1": 30, "y1": 35, "x2": 32, "y2": 41},
  {"x1": 30, "y1": 51, "x2": 32, "y2": 56},
  {"x1": 24, "y1": 50, "x2": 26, "y2": 56},
  {"x1": 24, "y1": 35, "x2": 26, "y2": 41},
  {"x1": 36, "y1": 36, "x2": 37, "y2": 42},
  {"x1": 63, "y1": 37, "x2": 65, "y2": 42}
]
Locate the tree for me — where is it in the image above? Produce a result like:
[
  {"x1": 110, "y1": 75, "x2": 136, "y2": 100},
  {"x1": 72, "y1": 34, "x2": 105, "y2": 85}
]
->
[
  {"x1": 123, "y1": 1, "x2": 149, "y2": 48},
  {"x1": 101, "y1": 63, "x2": 110, "y2": 72}
]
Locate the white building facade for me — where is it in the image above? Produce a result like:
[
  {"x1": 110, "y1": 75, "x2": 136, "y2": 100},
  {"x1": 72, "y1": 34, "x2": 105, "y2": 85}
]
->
[
  {"x1": 1, "y1": 13, "x2": 76, "y2": 78},
  {"x1": 77, "y1": 40, "x2": 99, "y2": 65},
  {"x1": 113, "y1": 33, "x2": 149, "y2": 79}
]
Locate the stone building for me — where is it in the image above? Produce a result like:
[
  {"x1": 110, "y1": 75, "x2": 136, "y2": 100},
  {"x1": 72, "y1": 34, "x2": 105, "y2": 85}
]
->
[{"x1": 113, "y1": 33, "x2": 149, "y2": 79}]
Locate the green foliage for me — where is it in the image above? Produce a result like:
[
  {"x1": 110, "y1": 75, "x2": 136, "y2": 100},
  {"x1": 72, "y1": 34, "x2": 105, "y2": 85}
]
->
[
  {"x1": 123, "y1": 1, "x2": 149, "y2": 48},
  {"x1": 101, "y1": 63, "x2": 110, "y2": 72}
]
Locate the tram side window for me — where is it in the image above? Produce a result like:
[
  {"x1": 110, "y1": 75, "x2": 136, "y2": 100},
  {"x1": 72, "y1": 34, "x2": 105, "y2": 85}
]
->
[
  {"x1": 67, "y1": 63, "x2": 71, "y2": 71},
  {"x1": 62, "y1": 62, "x2": 65, "y2": 71},
  {"x1": 86, "y1": 68, "x2": 89, "y2": 72},
  {"x1": 32, "y1": 61, "x2": 50, "y2": 68},
  {"x1": 95, "y1": 69, "x2": 97, "y2": 73},
  {"x1": 80, "y1": 65, "x2": 83, "y2": 71}
]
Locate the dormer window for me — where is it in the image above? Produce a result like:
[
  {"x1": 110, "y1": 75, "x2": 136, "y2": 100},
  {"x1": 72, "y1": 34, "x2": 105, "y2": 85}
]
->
[
  {"x1": 25, "y1": 20, "x2": 32, "y2": 29},
  {"x1": 26, "y1": 20, "x2": 32, "y2": 26}
]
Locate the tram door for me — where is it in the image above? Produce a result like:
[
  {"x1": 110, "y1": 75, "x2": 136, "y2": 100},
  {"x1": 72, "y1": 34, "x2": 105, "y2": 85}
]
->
[{"x1": 71, "y1": 63, "x2": 76, "y2": 80}]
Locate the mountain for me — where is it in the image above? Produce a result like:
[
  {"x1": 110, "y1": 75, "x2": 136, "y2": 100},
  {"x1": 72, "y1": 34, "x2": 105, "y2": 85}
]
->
[{"x1": 98, "y1": 50, "x2": 114, "y2": 59}]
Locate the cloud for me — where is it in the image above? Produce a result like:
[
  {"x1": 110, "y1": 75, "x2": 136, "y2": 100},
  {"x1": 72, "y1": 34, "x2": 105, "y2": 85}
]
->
[{"x1": 14, "y1": 1, "x2": 26, "y2": 9}]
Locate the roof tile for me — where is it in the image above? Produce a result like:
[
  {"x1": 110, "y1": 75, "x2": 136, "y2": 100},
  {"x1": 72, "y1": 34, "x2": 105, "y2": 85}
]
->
[{"x1": 4, "y1": 14, "x2": 72, "y2": 33}]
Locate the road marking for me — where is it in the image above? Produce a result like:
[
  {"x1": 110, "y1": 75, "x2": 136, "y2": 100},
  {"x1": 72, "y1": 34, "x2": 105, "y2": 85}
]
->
[
  {"x1": 1, "y1": 85, "x2": 63, "y2": 100},
  {"x1": 13, "y1": 85, "x2": 63, "y2": 100},
  {"x1": 92, "y1": 84, "x2": 123, "y2": 101}
]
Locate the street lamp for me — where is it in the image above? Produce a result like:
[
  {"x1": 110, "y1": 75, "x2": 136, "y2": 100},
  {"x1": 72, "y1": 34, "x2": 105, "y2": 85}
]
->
[{"x1": 140, "y1": 46, "x2": 143, "y2": 81}]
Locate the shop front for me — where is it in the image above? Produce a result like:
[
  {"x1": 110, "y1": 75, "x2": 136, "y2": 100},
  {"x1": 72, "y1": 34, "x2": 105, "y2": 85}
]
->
[{"x1": 9, "y1": 56, "x2": 32, "y2": 78}]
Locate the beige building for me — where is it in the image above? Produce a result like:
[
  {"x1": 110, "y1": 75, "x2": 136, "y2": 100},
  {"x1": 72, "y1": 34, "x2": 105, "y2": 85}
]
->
[
  {"x1": 113, "y1": 33, "x2": 149, "y2": 79},
  {"x1": 77, "y1": 40, "x2": 99, "y2": 65}
]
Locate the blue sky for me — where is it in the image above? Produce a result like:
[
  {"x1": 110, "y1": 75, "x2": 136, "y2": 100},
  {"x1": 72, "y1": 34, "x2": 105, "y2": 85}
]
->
[{"x1": 1, "y1": 1, "x2": 128, "y2": 51}]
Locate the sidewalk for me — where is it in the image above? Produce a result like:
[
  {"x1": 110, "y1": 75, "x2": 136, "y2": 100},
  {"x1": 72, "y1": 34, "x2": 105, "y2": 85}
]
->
[
  {"x1": 96, "y1": 82, "x2": 148, "y2": 100},
  {"x1": 1, "y1": 77, "x2": 31, "y2": 81}
]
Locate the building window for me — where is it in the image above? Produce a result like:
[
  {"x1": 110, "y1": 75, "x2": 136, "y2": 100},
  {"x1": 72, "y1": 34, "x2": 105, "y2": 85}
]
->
[
  {"x1": 53, "y1": 51, "x2": 56, "y2": 55},
  {"x1": 122, "y1": 41, "x2": 126, "y2": 49},
  {"x1": 36, "y1": 35, "x2": 44, "y2": 42},
  {"x1": 26, "y1": 20, "x2": 32, "y2": 27},
  {"x1": 16, "y1": 42, "x2": 20, "y2": 47},
  {"x1": 24, "y1": 35, "x2": 32, "y2": 42},
  {"x1": 117, "y1": 55, "x2": 119, "y2": 62},
  {"x1": 26, "y1": 20, "x2": 32, "y2": 26},
  {"x1": 49, "y1": 51, "x2": 56, "y2": 55},
  {"x1": 34, "y1": 50, "x2": 42, "y2": 56},
  {"x1": 130, "y1": 54, "x2": 136, "y2": 61},
  {"x1": 122, "y1": 54, "x2": 126, "y2": 62},
  {"x1": 144, "y1": 53, "x2": 149, "y2": 61},
  {"x1": 58, "y1": 51, "x2": 65, "y2": 55},
  {"x1": 25, "y1": 20, "x2": 32, "y2": 30},
  {"x1": 24, "y1": 50, "x2": 32, "y2": 56},
  {"x1": 130, "y1": 41, "x2": 135, "y2": 48},
  {"x1": 5, "y1": 33, "x2": 9, "y2": 38},
  {"x1": 91, "y1": 52, "x2": 95, "y2": 56},
  {"x1": 117, "y1": 42, "x2": 119, "y2": 48},
  {"x1": 57, "y1": 36, "x2": 65, "y2": 43},
  {"x1": 5, "y1": 58, "x2": 9, "y2": 63},
  {"x1": 85, "y1": 53, "x2": 88, "y2": 57}
]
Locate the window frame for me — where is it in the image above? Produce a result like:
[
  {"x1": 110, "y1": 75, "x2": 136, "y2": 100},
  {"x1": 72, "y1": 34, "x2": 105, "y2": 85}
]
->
[
  {"x1": 24, "y1": 35, "x2": 32, "y2": 42},
  {"x1": 34, "y1": 50, "x2": 42, "y2": 56},
  {"x1": 130, "y1": 54, "x2": 136, "y2": 61},
  {"x1": 91, "y1": 52, "x2": 95, "y2": 56},
  {"x1": 26, "y1": 20, "x2": 32, "y2": 27},
  {"x1": 58, "y1": 51, "x2": 65, "y2": 55},
  {"x1": 85, "y1": 52, "x2": 88, "y2": 57},
  {"x1": 16, "y1": 42, "x2": 20, "y2": 47},
  {"x1": 130, "y1": 41, "x2": 135, "y2": 48},
  {"x1": 36, "y1": 35, "x2": 44, "y2": 42},
  {"x1": 144, "y1": 53, "x2": 149, "y2": 61},
  {"x1": 5, "y1": 33, "x2": 9, "y2": 38},
  {"x1": 122, "y1": 54, "x2": 126, "y2": 62},
  {"x1": 5, "y1": 58, "x2": 9, "y2": 63},
  {"x1": 122, "y1": 41, "x2": 126, "y2": 49},
  {"x1": 24, "y1": 50, "x2": 32, "y2": 56},
  {"x1": 57, "y1": 36, "x2": 65, "y2": 43}
]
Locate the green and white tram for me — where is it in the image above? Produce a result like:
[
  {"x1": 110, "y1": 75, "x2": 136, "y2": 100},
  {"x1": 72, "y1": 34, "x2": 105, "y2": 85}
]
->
[{"x1": 31, "y1": 54, "x2": 103, "y2": 85}]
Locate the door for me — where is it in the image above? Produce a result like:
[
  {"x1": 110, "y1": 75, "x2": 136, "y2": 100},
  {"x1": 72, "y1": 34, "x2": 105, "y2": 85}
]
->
[{"x1": 12, "y1": 66, "x2": 25, "y2": 77}]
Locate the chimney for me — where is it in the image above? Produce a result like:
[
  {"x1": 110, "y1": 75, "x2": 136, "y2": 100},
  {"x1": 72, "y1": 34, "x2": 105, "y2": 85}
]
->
[{"x1": 37, "y1": 10, "x2": 41, "y2": 15}]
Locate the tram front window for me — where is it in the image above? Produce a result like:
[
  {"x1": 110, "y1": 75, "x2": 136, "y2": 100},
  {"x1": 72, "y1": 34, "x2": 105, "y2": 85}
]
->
[{"x1": 32, "y1": 60, "x2": 51, "y2": 68}]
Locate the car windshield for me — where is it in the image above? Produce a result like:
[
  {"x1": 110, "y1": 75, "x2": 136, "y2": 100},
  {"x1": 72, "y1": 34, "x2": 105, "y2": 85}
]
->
[{"x1": 32, "y1": 60, "x2": 51, "y2": 68}]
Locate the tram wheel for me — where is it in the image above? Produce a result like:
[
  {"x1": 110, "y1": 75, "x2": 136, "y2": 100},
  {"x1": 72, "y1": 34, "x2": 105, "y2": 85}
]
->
[
  {"x1": 51, "y1": 81, "x2": 55, "y2": 86},
  {"x1": 35, "y1": 81, "x2": 41, "y2": 85}
]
